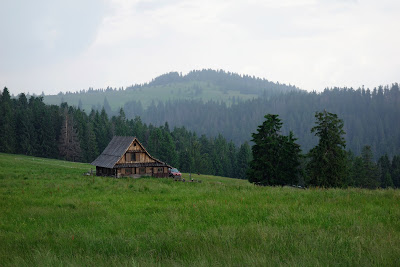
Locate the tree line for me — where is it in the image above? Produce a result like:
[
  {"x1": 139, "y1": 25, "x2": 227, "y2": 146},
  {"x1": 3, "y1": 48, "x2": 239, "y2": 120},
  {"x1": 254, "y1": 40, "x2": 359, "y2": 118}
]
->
[
  {"x1": 125, "y1": 84, "x2": 400, "y2": 159},
  {"x1": 1, "y1": 86, "x2": 399, "y2": 188},
  {"x1": 248, "y1": 112, "x2": 400, "y2": 188},
  {"x1": 0, "y1": 87, "x2": 251, "y2": 179},
  {"x1": 134, "y1": 69, "x2": 299, "y2": 96}
]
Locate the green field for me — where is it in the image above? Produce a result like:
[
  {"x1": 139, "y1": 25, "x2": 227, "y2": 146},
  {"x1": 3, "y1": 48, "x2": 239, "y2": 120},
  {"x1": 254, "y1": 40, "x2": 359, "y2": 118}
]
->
[{"x1": 1, "y1": 153, "x2": 399, "y2": 266}]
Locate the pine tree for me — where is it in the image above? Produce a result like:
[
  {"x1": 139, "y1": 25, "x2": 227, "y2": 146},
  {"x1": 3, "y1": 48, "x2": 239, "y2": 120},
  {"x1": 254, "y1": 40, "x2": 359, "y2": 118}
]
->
[
  {"x1": 103, "y1": 97, "x2": 112, "y2": 116},
  {"x1": 280, "y1": 132, "x2": 302, "y2": 185},
  {"x1": 15, "y1": 93, "x2": 34, "y2": 155},
  {"x1": 147, "y1": 128, "x2": 163, "y2": 158},
  {"x1": 93, "y1": 108, "x2": 112, "y2": 152},
  {"x1": 30, "y1": 96, "x2": 56, "y2": 157},
  {"x1": 307, "y1": 110, "x2": 347, "y2": 187},
  {"x1": 236, "y1": 142, "x2": 251, "y2": 179},
  {"x1": 113, "y1": 108, "x2": 129, "y2": 136},
  {"x1": 391, "y1": 155, "x2": 400, "y2": 188},
  {"x1": 227, "y1": 141, "x2": 237, "y2": 178},
  {"x1": 131, "y1": 116, "x2": 146, "y2": 141},
  {"x1": 163, "y1": 130, "x2": 178, "y2": 167},
  {"x1": 44, "y1": 105, "x2": 62, "y2": 158},
  {"x1": 351, "y1": 156, "x2": 364, "y2": 187},
  {"x1": 378, "y1": 154, "x2": 393, "y2": 188},
  {"x1": 84, "y1": 121, "x2": 99, "y2": 162},
  {"x1": 58, "y1": 109, "x2": 82, "y2": 162},
  {"x1": 247, "y1": 114, "x2": 301, "y2": 185},
  {"x1": 0, "y1": 87, "x2": 16, "y2": 153},
  {"x1": 360, "y1": 146, "x2": 380, "y2": 188}
]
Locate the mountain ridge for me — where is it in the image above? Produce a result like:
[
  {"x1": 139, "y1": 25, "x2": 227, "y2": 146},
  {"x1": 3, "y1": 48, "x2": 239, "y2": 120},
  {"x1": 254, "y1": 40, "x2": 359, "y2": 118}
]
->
[{"x1": 42, "y1": 69, "x2": 301, "y2": 111}]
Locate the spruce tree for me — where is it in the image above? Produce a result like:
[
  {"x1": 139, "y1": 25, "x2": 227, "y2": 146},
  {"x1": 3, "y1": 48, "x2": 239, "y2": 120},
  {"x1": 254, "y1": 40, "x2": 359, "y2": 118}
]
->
[
  {"x1": 84, "y1": 121, "x2": 99, "y2": 162},
  {"x1": 0, "y1": 87, "x2": 16, "y2": 153},
  {"x1": 113, "y1": 108, "x2": 129, "y2": 136},
  {"x1": 16, "y1": 93, "x2": 34, "y2": 155},
  {"x1": 58, "y1": 108, "x2": 82, "y2": 162},
  {"x1": 360, "y1": 146, "x2": 380, "y2": 188},
  {"x1": 378, "y1": 154, "x2": 393, "y2": 188},
  {"x1": 280, "y1": 132, "x2": 302, "y2": 185},
  {"x1": 237, "y1": 142, "x2": 251, "y2": 179},
  {"x1": 247, "y1": 114, "x2": 301, "y2": 185},
  {"x1": 307, "y1": 110, "x2": 347, "y2": 187},
  {"x1": 351, "y1": 156, "x2": 364, "y2": 187},
  {"x1": 147, "y1": 128, "x2": 163, "y2": 158},
  {"x1": 392, "y1": 155, "x2": 400, "y2": 188}
]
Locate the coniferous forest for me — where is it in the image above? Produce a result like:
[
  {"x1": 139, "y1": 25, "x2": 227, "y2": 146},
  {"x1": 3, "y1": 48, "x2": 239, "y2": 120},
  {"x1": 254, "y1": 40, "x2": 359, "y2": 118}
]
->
[
  {"x1": 44, "y1": 70, "x2": 400, "y2": 159},
  {"x1": 1, "y1": 82, "x2": 400, "y2": 188},
  {"x1": 126, "y1": 84, "x2": 400, "y2": 159},
  {"x1": 0, "y1": 87, "x2": 252, "y2": 180}
]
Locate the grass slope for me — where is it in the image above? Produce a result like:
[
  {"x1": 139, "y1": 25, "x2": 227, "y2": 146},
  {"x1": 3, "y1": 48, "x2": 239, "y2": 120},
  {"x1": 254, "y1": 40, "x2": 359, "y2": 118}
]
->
[
  {"x1": 1, "y1": 153, "x2": 399, "y2": 266},
  {"x1": 43, "y1": 81, "x2": 258, "y2": 112}
]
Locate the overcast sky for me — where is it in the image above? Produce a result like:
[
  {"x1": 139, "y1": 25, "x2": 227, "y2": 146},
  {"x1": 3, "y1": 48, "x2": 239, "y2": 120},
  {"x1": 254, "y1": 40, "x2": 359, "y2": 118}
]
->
[{"x1": 1, "y1": 0, "x2": 399, "y2": 95}]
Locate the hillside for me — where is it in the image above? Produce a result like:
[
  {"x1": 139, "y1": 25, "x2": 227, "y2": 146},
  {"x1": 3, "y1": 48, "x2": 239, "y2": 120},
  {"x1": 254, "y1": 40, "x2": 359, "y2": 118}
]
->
[
  {"x1": 1, "y1": 153, "x2": 399, "y2": 266},
  {"x1": 128, "y1": 85, "x2": 400, "y2": 158},
  {"x1": 42, "y1": 69, "x2": 300, "y2": 112},
  {"x1": 42, "y1": 76, "x2": 400, "y2": 159}
]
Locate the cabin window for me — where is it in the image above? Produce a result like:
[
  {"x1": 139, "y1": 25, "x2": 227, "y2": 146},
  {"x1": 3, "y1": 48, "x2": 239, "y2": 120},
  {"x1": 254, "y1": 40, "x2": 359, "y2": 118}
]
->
[
  {"x1": 139, "y1": 167, "x2": 145, "y2": 174},
  {"x1": 125, "y1": 168, "x2": 132, "y2": 174},
  {"x1": 126, "y1": 153, "x2": 136, "y2": 162},
  {"x1": 157, "y1": 168, "x2": 163, "y2": 172}
]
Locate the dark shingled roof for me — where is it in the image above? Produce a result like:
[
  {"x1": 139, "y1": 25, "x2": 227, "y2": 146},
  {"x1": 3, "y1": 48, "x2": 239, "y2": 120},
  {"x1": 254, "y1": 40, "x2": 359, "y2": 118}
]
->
[{"x1": 91, "y1": 136, "x2": 135, "y2": 168}]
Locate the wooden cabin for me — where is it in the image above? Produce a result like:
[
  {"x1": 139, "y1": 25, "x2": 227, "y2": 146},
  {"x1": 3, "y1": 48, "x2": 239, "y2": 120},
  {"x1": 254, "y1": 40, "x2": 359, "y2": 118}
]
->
[{"x1": 91, "y1": 136, "x2": 171, "y2": 178}]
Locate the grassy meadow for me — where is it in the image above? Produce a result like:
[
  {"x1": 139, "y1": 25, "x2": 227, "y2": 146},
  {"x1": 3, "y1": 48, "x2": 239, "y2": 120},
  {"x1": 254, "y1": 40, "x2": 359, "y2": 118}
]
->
[{"x1": 0, "y1": 153, "x2": 399, "y2": 266}]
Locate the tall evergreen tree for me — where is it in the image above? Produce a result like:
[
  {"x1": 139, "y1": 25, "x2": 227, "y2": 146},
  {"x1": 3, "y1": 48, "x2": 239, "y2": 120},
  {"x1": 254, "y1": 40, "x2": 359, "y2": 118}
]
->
[
  {"x1": 236, "y1": 142, "x2": 251, "y2": 179},
  {"x1": 147, "y1": 127, "x2": 163, "y2": 158},
  {"x1": 15, "y1": 93, "x2": 34, "y2": 155},
  {"x1": 113, "y1": 108, "x2": 130, "y2": 136},
  {"x1": 58, "y1": 108, "x2": 82, "y2": 161},
  {"x1": 30, "y1": 97, "x2": 59, "y2": 157},
  {"x1": 307, "y1": 110, "x2": 347, "y2": 187},
  {"x1": 93, "y1": 108, "x2": 112, "y2": 152},
  {"x1": 162, "y1": 130, "x2": 178, "y2": 167},
  {"x1": 360, "y1": 146, "x2": 380, "y2": 188},
  {"x1": 247, "y1": 114, "x2": 301, "y2": 185},
  {"x1": 280, "y1": 132, "x2": 302, "y2": 185},
  {"x1": 0, "y1": 87, "x2": 16, "y2": 153},
  {"x1": 84, "y1": 121, "x2": 99, "y2": 162},
  {"x1": 391, "y1": 155, "x2": 400, "y2": 188},
  {"x1": 378, "y1": 154, "x2": 393, "y2": 188},
  {"x1": 227, "y1": 141, "x2": 238, "y2": 178},
  {"x1": 103, "y1": 97, "x2": 112, "y2": 116}
]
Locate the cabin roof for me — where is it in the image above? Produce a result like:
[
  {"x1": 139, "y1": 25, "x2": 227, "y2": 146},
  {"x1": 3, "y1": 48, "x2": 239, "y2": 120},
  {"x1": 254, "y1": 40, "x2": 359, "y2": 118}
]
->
[{"x1": 91, "y1": 136, "x2": 171, "y2": 169}]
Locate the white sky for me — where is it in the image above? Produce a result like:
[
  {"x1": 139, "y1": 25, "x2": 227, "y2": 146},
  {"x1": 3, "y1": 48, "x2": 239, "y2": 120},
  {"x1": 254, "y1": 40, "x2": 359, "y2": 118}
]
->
[{"x1": 1, "y1": 0, "x2": 399, "y2": 95}]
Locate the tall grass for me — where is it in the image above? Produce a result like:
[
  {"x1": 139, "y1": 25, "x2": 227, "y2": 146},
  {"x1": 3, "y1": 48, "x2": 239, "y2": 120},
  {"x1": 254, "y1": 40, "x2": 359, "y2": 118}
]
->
[{"x1": 0, "y1": 153, "x2": 399, "y2": 266}]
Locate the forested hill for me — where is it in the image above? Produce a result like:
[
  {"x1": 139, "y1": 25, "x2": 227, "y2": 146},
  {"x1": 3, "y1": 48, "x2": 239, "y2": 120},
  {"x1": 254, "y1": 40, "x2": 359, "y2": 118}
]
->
[
  {"x1": 42, "y1": 69, "x2": 300, "y2": 112},
  {"x1": 143, "y1": 69, "x2": 298, "y2": 94},
  {"x1": 125, "y1": 84, "x2": 400, "y2": 159}
]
